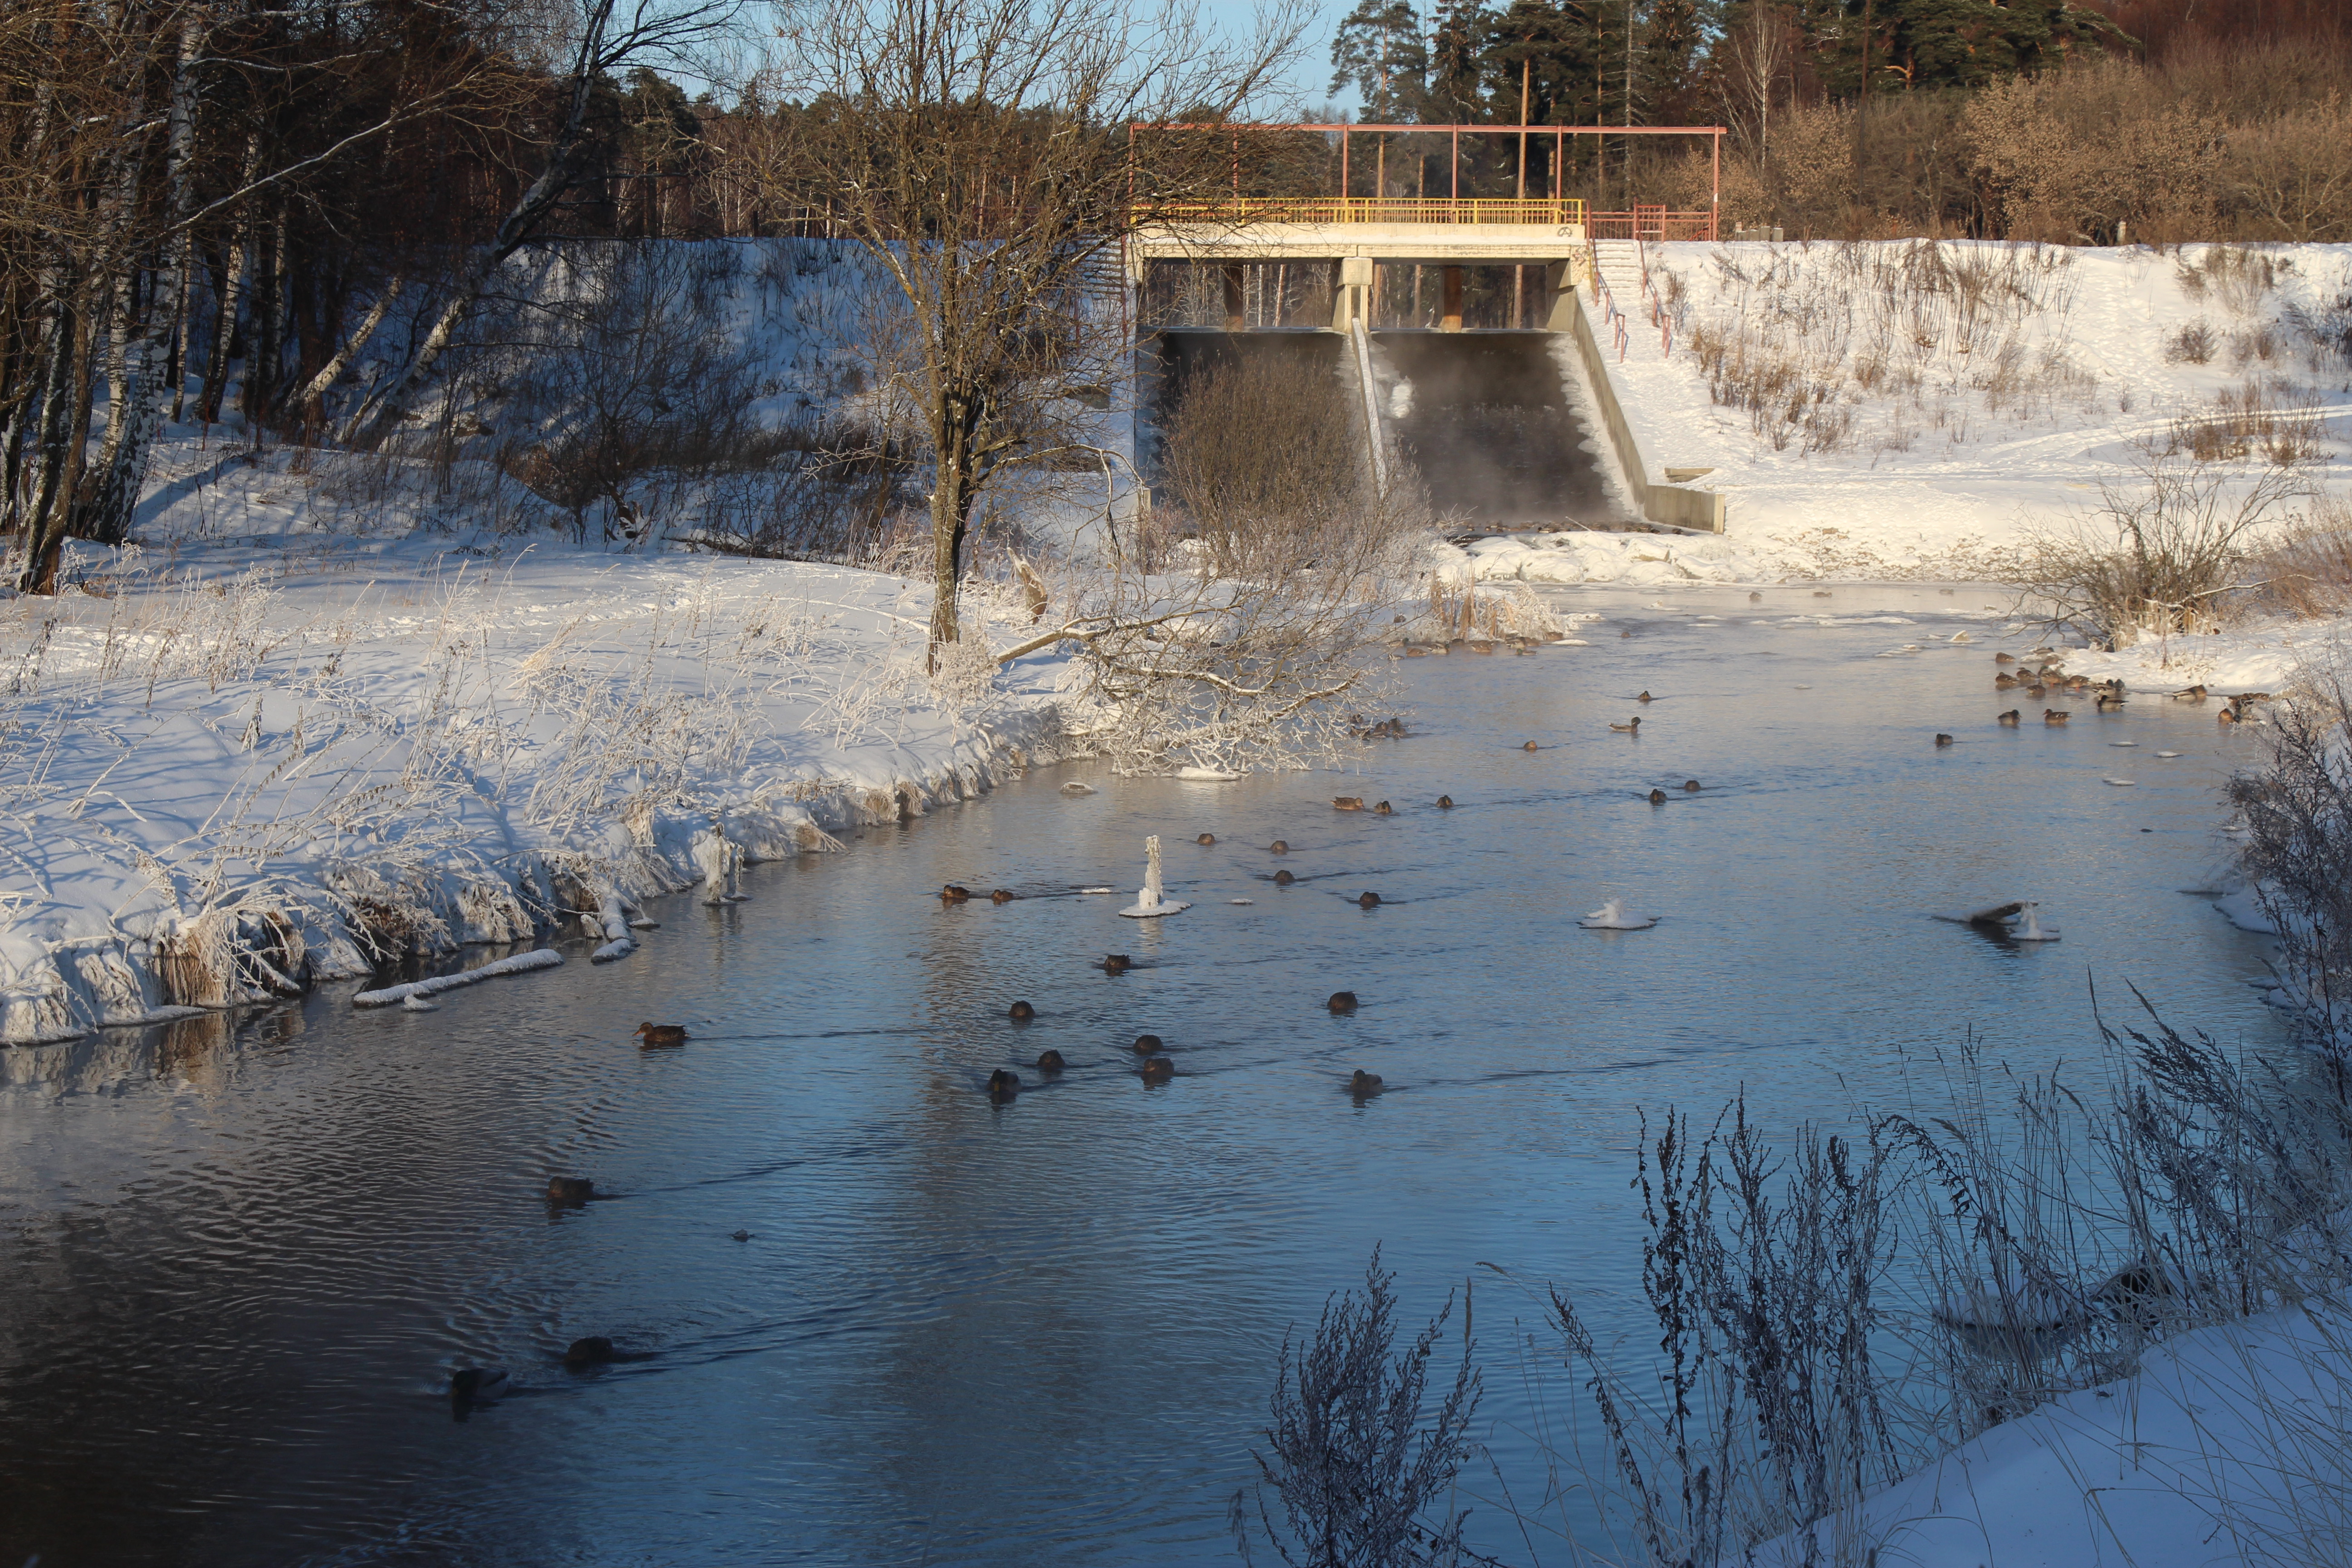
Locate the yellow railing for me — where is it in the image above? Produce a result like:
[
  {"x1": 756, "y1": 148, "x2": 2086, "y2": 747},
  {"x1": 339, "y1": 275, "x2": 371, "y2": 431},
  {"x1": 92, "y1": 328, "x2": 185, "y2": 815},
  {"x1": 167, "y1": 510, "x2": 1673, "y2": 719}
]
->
[{"x1": 1152, "y1": 197, "x2": 1588, "y2": 227}]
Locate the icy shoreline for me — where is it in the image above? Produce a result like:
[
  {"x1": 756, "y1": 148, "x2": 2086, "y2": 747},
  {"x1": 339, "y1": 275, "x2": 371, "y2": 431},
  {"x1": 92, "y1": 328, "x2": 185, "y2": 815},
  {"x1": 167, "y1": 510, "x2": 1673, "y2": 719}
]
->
[{"x1": 0, "y1": 466, "x2": 1079, "y2": 1045}]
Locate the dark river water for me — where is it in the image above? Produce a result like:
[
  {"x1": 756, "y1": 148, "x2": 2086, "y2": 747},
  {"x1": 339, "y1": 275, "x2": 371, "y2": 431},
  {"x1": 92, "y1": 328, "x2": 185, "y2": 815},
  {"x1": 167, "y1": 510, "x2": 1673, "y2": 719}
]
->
[{"x1": 0, "y1": 585, "x2": 2288, "y2": 1567}]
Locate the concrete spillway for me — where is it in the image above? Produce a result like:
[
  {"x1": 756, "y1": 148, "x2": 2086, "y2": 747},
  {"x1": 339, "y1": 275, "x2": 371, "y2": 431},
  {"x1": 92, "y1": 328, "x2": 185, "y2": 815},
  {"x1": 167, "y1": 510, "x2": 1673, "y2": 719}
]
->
[
  {"x1": 1369, "y1": 330, "x2": 1622, "y2": 530},
  {"x1": 1137, "y1": 328, "x2": 1624, "y2": 533}
]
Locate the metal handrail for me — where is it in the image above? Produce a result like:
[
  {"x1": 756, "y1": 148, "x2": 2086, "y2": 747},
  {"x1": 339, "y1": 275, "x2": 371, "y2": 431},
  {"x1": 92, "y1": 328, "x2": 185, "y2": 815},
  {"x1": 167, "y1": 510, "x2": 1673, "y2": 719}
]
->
[{"x1": 1150, "y1": 197, "x2": 1589, "y2": 227}]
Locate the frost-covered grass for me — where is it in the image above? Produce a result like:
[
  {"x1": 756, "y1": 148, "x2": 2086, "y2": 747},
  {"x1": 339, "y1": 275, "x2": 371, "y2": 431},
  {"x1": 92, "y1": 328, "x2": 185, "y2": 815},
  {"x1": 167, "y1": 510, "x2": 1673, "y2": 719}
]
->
[{"x1": 0, "y1": 441, "x2": 1073, "y2": 1045}]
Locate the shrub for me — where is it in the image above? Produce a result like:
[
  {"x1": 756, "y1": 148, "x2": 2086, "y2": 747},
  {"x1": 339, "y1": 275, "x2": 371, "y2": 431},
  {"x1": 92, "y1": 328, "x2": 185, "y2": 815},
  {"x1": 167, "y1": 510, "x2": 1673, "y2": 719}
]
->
[
  {"x1": 2166, "y1": 320, "x2": 2217, "y2": 364},
  {"x1": 1233, "y1": 1250, "x2": 1488, "y2": 1568},
  {"x1": 2017, "y1": 455, "x2": 2310, "y2": 647}
]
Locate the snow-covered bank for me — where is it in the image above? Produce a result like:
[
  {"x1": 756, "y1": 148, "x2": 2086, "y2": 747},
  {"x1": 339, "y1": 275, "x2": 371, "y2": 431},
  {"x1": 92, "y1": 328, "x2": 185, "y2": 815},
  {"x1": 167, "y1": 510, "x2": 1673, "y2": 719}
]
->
[
  {"x1": 1765, "y1": 1298, "x2": 2352, "y2": 1568},
  {"x1": 1586, "y1": 240, "x2": 2352, "y2": 578},
  {"x1": 0, "y1": 464, "x2": 1077, "y2": 1045}
]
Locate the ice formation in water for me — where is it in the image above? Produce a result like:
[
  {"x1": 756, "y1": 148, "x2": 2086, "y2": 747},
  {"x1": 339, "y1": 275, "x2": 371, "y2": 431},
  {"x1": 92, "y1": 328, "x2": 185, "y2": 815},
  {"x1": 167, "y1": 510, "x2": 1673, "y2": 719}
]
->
[
  {"x1": 1580, "y1": 898, "x2": 1657, "y2": 931},
  {"x1": 1119, "y1": 837, "x2": 1190, "y2": 918},
  {"x1": 2012, "y1": 903, "x2": 2061, "y2": 942}
]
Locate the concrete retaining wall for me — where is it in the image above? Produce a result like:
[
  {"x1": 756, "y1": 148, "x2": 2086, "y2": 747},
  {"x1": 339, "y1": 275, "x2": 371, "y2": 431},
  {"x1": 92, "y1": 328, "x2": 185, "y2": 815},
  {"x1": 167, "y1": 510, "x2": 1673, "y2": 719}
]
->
[{"x1": 1550, "y1": 270, "x2": 1726, "y2": 534}]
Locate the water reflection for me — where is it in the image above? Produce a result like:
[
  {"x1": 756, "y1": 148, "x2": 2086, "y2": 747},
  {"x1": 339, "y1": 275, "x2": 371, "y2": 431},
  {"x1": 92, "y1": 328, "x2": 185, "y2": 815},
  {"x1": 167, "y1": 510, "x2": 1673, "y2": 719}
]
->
[{"x1": 0, "y1": 586, "x2": 2290, "y2": 1567}]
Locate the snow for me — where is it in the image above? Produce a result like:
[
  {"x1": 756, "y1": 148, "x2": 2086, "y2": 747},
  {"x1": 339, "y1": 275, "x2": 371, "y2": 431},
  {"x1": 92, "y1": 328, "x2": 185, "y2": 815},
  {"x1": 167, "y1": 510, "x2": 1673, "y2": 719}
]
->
[
  {"x1": 351, "y1": 947, "x2": 564, "y2": 1007},
  {"x1": 1432, "y1": 240, "x2": 2352, "y2": 593},
  {"x1": 0, "y1": 442, "x2": 1076, "y2": 1044},
  {"x1": 1762, "y1": 1301, "x2": 2352, "y2": 1568}
]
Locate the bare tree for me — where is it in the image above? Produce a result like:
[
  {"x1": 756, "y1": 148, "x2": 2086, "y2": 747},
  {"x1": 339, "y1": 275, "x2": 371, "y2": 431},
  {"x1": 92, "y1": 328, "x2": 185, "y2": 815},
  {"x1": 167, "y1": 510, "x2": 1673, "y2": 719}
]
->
[
  {"x1": 347, "y1": 0, "x2": 740, "y2": 450},
  {"x1": 750, "y1": 0, "x2": 1310, "y2": 665}
]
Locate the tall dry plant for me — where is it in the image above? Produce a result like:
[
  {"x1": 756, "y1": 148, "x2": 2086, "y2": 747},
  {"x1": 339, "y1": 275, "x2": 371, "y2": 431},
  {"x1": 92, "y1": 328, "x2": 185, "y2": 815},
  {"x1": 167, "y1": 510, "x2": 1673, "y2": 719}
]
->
[{"x1": 2018, "y1": 453, "x2": 2311, "y2": 650}]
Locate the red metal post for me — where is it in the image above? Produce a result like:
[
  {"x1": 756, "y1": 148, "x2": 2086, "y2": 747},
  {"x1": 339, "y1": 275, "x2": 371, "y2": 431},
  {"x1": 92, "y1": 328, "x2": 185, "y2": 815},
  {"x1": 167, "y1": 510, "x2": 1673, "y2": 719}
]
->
[{"x1": 1710, "y1": 130, "x2": 1721, "y2": 241}]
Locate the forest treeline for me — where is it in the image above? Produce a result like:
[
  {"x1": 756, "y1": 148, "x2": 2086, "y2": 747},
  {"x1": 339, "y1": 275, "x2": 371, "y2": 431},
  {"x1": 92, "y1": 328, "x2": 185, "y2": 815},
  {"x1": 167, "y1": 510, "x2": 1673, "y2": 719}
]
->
[
  {"x1": 1, "y1": 0, "x2": 2346, "y2": 593},
  {"x1": 1321, "y1": 0, "x2": 2350, "y2": 242}
]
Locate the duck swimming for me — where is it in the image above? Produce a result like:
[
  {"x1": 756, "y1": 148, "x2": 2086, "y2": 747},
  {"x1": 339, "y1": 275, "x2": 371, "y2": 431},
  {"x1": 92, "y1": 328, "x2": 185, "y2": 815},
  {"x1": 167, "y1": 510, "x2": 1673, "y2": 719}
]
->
[
  {"x1": 1436, "y1": 795, "x2": 1453, "y2": 809},
  {"x1": 1328, "y1": 991, "x2": 1360, "y2": 1013},
  {"x1": 1274, "y1": 869, "x2": 1295, "y2": 885},
  {"x1": 2044, "y1": 709, "x2": 2069, "y2": 725},
  {"x1": 1998, "y1": 710, "x2": 2020, "y2": 725},
  {"x1": 1139, "y1": 1056, "x2": 1174, "y2": 1083},
  {"x1": 1348, "y1": 1069, "x2": 1384, "y2": 1095},
  {"x1": 1100, "y1": 953, "x2": 1132, "y2": 973},
  {"x1": 450, "y1": 1367, "x2": 511, "y2": 1410},
  {"x1": 1008, "y1": 1000, "x2": 1035, "y2": 1021},
  {"x1": 1609, "y1": 718, "x2": 1641, "y2": 734},
  {"x1": 987, "y1": 1068, "x2": 1021, "y2": 1099},
  {"x1": 1648, "y1": 788, "x2": 1667, "y2": 804},
  {"x1": 1935, "y1": 734, "x2": 1954, "y2": 747},
  {"x1": 1036, "y1": 1049, "x2": 1066, "y2": 1073},
  {"x1": 634, "y1": 1023, "x2": 686, "y2": 1048}
]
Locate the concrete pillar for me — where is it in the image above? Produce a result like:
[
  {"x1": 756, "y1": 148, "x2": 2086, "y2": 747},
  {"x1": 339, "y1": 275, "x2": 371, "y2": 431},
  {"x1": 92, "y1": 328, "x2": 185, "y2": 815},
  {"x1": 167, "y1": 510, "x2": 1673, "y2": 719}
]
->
[
  {"x1": 1441, "y1": 266, "x2": 1464, "y2": 332},
  {"x1": 1332, "y1": 256, "x2": 1375, "y2": 331},
  {"x1": 1540, "y1": 257, "x2": 1588, "y2": 333},
  {"x1": 1222, "y1": 264, "x2": 1246, "y2": 331}
]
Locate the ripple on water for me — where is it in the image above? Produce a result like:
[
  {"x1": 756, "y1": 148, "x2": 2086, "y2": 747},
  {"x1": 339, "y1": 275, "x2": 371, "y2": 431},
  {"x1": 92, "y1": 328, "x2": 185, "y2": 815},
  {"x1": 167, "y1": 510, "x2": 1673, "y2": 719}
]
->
[{"x1": 0, "y1": 593, "x2": 2289, "y2": 1567}]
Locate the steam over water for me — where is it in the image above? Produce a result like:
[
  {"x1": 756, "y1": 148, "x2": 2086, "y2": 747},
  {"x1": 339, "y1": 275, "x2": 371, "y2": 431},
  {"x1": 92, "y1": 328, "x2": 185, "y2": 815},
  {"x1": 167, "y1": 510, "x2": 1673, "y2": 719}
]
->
[
  {"x1": 1373, "y1": 330, "x2": 1624, "y2": 529},
  {"x1": 0, "y1": 590, "x2": 2288, "y2": 1566}
]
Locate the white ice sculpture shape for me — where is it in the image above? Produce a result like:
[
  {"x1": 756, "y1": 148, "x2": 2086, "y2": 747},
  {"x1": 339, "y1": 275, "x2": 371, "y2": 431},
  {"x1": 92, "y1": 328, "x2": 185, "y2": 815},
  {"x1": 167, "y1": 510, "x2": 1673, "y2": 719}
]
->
[
  {"x1": 1119, "y1": 835, "x2": 1191, "y2": 917},
  {"x1": 1580, "y1": 898, "x2": 1657, "y2": 931}
]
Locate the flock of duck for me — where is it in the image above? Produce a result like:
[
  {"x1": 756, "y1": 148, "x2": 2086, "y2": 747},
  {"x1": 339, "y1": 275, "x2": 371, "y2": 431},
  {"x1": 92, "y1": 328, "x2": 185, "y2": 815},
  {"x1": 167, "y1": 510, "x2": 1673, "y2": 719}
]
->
[
  {"x1": 1984, "y1": 647, "x2": 2271, "y2": 729},
  {"x1": 466, "y1": 627, "x2": 2193, "y2": 1414}
]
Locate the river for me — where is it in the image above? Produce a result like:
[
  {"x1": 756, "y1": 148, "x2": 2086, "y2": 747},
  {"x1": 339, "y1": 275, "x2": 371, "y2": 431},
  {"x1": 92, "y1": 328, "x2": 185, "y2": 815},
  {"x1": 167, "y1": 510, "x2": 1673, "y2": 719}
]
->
[{"x1": 0, "y1": 583, "x2": 2288, "y2": 1566}]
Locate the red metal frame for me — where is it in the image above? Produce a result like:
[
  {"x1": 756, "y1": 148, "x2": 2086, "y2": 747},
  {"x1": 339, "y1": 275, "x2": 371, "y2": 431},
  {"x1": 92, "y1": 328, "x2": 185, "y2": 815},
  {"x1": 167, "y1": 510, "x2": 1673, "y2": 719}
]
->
[{"x1": 1133, "y1": 122, "x2": 1726, "y2": 241}]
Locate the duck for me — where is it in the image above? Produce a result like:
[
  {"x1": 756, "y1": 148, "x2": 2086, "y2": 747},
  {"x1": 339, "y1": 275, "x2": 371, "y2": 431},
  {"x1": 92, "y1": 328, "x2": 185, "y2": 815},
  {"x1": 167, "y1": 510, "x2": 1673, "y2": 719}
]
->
[
  {"x1": 2095, "y1": 692, "x2": 2125, "y2": 711},
  {"x1": 1935, "y1": 733, "x2": 1954, "y2": 747},
  {"x1": 564, "y1": 1337, "x2": 619, "y2": 1369},
  {"x1": 2044, "y1": 709, "x2": 2069, "y2": 725},
  {"x1": 546, "y1": 1176, "x2": 596, "y2": 1204},
  {"x1": 990, "y1": 888, "x2": 1016, "y2": 903},
  {"x1": 1372, "y1": 801, "x2": 1392, "y2": 815},
  {"x1": 1994, "y1": 673, "x2": 2020, "y2": 689},
  {"x1": 730, "y1": 1230, "x2": 752, "y2": 1241},
  {"x1": 1328, "y1": 990, "x2": 1360, "y2": 1014},
  {"x1": 2219, "y1": 705, "x2": 2240, "y2": 725},
  {"x1": 450, "y1": 1367, "x2": 511, "y2": 1409},
  {"x1": 1101, "y1": 953, "x2": 1132, "y2": 973},
  {"x1": 1436, "y1": 795, "x2": 1454, "y2": 809},
  {"x1": 1468, "y1": 640, "x2": 1495, "y2": 655},
  {"x1": 1139, "y1": 1056, "x2": 1175, "y2": 1083},
  {"x1": 1523, "y1": 740, "x2": 1539, "y2": 751},
  {"x1": 1196, "y1": 832, "x2": 1215, "y2": 845},
  {"x1": 1749, "y1": 590, "x2": 1764, "y2": 601},
  {"x1": 1648, "y1": 788, "x2": 1667, "y2": 804},
  {"x1": 1357, "y1": 891, "x2": 1382, "y2": 909},
  {"x1": 1682, "y1": 779, "x2": 1701, "y2": 792},
  {"x1": 940, "y1": 884, "x2": 972, "y2": 903},
  {"x1": 987, "y1": 1068, "x2": 1021, "y2": 1099},
  {"x1": 1132, "y1": 1033, "x2": 1163, "y2": 1055},
  {"x1": 2171, "y1": 684, "x2": 2207, "y2": 701},
  {"x1": 1610, "y1": 717, "x2": 1641, "y2": 734},
  {"x1": 1274, "y1": 869, "x2": 1296, "y2": 885},
  {"x1": 634, "y1": 1022, "x2": 687, "y2": 1049},
  {"x1": 1998, "y1": 709, "x2": 2020, "y2": 725},
  {"x1": 1036, "y1": 1049, "x2": 1066, "y2": 1073},
  {"x1": 1348, "y1": 1069, "x2": 1384, "y2": 1095},
  {"x1": 1333, "y1": 796, "x2": 1365, "y2": 812},
  {"x1": 1008, "y1": 1000, "x2": 1035, "y2": 1021},
  {"x1": 2025, "y1": 684, "x2": 2047, "y2": 698},
  {"x1": 1269, "y1": 839, "x2": 1289, "y2": 854},
  {"x1": 1994, "y1": 652, "x2": 2017, "y2": 664}
]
